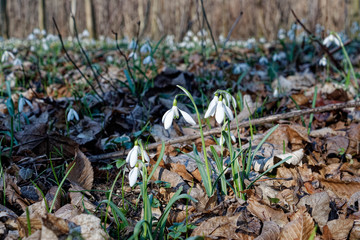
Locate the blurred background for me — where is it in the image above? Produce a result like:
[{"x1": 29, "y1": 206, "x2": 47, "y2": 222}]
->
[{"x1": 0, "y1": 0, "x2": 360, "y2": 41}]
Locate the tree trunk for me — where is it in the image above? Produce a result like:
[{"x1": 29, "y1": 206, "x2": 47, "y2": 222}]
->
[
  {"x1": 151, "y1": 0, "x2": 160, "y2": 40},
  {"x1": 85, "y1": 0, "x2": 97, "y2": 39},
  {"x1": 0, "y1": 0, "x2": 9, "y2": 39},
  {"x1": 38, "y1": 0, "x2": 46, "y2": 32},
  {"x1": 69, "y1": 0, "x2": 76, "y2": 36}
]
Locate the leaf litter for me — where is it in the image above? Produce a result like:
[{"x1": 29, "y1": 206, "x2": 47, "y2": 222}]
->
[{"x1": 2, "y1": 19, "x2": 360, "y2": 240}]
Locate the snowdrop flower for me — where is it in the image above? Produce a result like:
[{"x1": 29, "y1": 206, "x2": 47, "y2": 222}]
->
[
  {"x1": 1, "y1": 51, "x2": 15, "y2": 63},
  {"x1": 193, "y1": 36, "x2": 199, "y2": 43},
  {"x1": 126, "y1": 142, "x2": 150, "y2": 168},
  {"x1": 197, "y1": 29, "x2": 208, "y2": 37},
  {"x1": 272, "y1": 52, "x2": 286, "y2": 62},
  {"x1": 140, "y1": 43, "x2": 152, "y2": 54},
  {"x1": 223, "y1": 92, "x2": 237, "y2": 108},
  {"x1": 18, "y1": 96, "x2": 33, "y2": 112},
  {"x1": 13, "y1": 58, "x2": 22, "y2": 67},
  {"x1": 27, "y1": 33, "x2": 36, "y2": 41},
  {"x1": 218, "y1": 132, "x2": 236, "y2": 146},
  {"x1": 259, "y1": 56, "x2": 268, "y2": 65},
  {"x1": 143, "y1": 55, "x2": 155, "y2": 65},
  {"x1": 128, "y1": 40, "x2": 137, "y2": 50},
  {"x1": 81, "y1": 30, "x2": 90, "y2": 38},
  {"x1": 319, "y1": 56, "x2": 327, "y2": 66},
  {"x1": 259, "y1": 37, "x2": 266, "y2": 44},
  {"x1": 129, "y1": 166, "x2": 141, "y2": 187},
  {"x1": 186, "y1": 30, "x2": 194, "y2": 37},
  {"x1": 278, "y1": 28, "x2": 286, "y2": 40},
  {"x1": 204, "y1": 95, "x2": 234, "y2": 124},
  {"x1": 67, "y1": 108, "x2": 79, "y2": 122},
  {"x1": 183, "y1": 36, "x2": 190, "y2": 42},
  {"x1": 106, "y1": 55, "x2": 114, "y2": 63},
  {"x1": 162, "y1": 99, "x2": 196, "y2": 130},
  {"x1": 41, "y1": 29, "x2": 46, "y2": 36},
  {"x1": 42, "y1": 42, "x2": 49, "y2": 51},
  {"x1": 33, "y1": 28, "x2": 41, "y2": 35},
  {"x1": 323, "y1": 34, "x2": 340, "y2": 47},
  {"x1": 233, "y1": 63, "x2": 249, "y2": 74},
  {"x1": 129, "y1": 52, "x2": 138, "y2": 60}
]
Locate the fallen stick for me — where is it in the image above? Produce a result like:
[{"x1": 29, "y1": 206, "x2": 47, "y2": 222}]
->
[{"x1": 89, "y1": 100, "x2": 360, "y2": 161}]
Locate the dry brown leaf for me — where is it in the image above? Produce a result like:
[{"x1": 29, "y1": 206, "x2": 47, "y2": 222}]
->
[
  {"x1": 191, "y1": 212, "x2": 255, "y2": 239},
  {"x1": 247, "y1": 197, "x2": 288, "y2": 227},
  {"x1": 42, "y1": 213, "x2": 69, "y2": 236},
  {"x1": 170, "y1": 163, "x2": 193, "y2": 181},
  {"x1": 5, "y1": 174, "x2": 30, "y2": 210},
  {"x1": 309, "y1": 127, "x2": 337, "y2": 138},
  {"x1": 350, "y1": 220, "x2": 360, "y2": 240},
  {"x1": 45, "y1": 186, "x2": 61, "y2": 212},
  {"x1": 189, "y1": 185, "x2": 217, "y2": 212},
  {"x1": 326, "y1": 219, "x2": 354, "y2": 240},
  {"x1": 320, "y1": 178, "x2": 360, "y2": 200},
  {"x1": 297, "y1": 191, "x2": 330, "y2": 228},
  {"x1": 267, "y1": 125, "x2": 290, "y2": 150},
  {"x1": 66, "y1": 150, "x2": 94, "y2": 190},
  {"x1": 275, "y1": 148, "x2": 304, "y2": 166},
  {"x1": 150, "y1": 166, "x2": 189, "y2": 190},
  {"x1": 347, "y1": 123, "x2": 360, "y2": 156},
  {"x1": 278, "y1": 208, "x2": 314, "y2": 240},
  {"x1": 54, "y1": 204, "x2": 81, "y2": 220},
  {"x1": 71, "y1": 214, "x2": 108, "y2": 239},
  {"x1": 289, "y1": 93, "x2": 309, "y2": 106},
  {"x1": 17, "y1": 217, "x2": 42, "y2": 238},
  {"x1": 69, "y1": 188, "x2": 96, "y2": 213},
  {"x1": 254, "y1": 221, "x2": 280, "y2": 240},
  {"x1": 325, "y1": 135, "x2": 349, "y2": 157}
]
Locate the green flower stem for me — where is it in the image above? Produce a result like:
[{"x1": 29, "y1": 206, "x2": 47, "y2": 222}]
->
[
  {"x1": 177, "y1": 85, "x2": 212, "y2": 196},
  {"x1": 219, "y1": 127, "x2": 227, "y2": 195},
  {"x1": 139, "y1": 141, "x2": 150, "y2": 238},
  {"x1": 226, "y1": 122, "x2": 239, "y2": 197}
]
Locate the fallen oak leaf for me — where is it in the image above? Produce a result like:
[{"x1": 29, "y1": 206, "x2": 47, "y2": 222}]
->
[{"x1": 66, "y1": 149, "x2": 94, "y2": 190}]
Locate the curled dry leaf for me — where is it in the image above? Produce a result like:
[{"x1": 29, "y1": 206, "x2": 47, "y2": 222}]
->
[
  {"x1": 320, "y1": 178, "x2": 360, "y2": 200},
  {"x1": 45, "y1": 186, "x2": 61, "y2": 212},
  {"x1": 326, "y1": 219, "x2": 354, "y2": 240},
  {"x1": 279, "y1": 208, "x2": 314, "y2": 240},
  {"x1": 350, "y1": 220, "x2": 360, "y2": 240},
  {"x1": 66, "y1": 149, "x2": 94, "y2": 190},
  {"x1": 347, "y1": 123, "x2": 360, "y2": 156},
  {"x1": 247, "y1": 197, "x2": 288, "y2": 228},
  {"x1": 297, "y1": 191, "x2": 330, "y2": 228},
  {"x1": 309, "y1": 127, "x2": 337, "y2": 138},
  {"x1": 191, "y1": 212, "x2": 255, "y2": 239},
  {"x1": 274, "y1": 148, "x2": 304, "y2": 166},
  {"x1": 71, "y1": 214, "x2": 108, "y2": 240},
  {"x1": 54, "y1": 204, "x2": 81, "y2": 220},
  {"x1": 69, "y1": 188, "x2": 96, "y2": 213},
  {"x1": 254, "y1": 221, "x2": 280, "y2": 240},
  {"x1": 325, "y1": 135, "x2": 349, "y2": 157},
  {"x1": 17, "y1": 216, "x2": 42, "y2": 238},
  {"x1": 42, "y1": 213, "x2": 69, "y2": 236}
]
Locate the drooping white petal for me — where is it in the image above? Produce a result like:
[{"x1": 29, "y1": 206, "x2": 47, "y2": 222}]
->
[
  {"x1": 179, "y1": 109, "x2": 196, "y2": 125},
  {"x1": 204, "y1": 95, "x2": 218, "y2": 118},
  {"x1": 164, "y1": 108, "x2": 175, "y2": 129},
  {"x1": 129, "y1": 146, "x2": 140, "y2": 167},
  {"x1": 142, "y1": 150, "x2": 150, "y2": 163},
  {"x1": 172, "y1": 106, "x2": 179, "y2": 118},
  {"x1": 231, "y1": 95, "x2": 237, "y2": 108},
  {"x1": 129, "y1": 167, "x2": 140, "y2": 187},
  {"x1": 215, "y1": 101, "x2": 225, "y2": 124},
  {"x1": 126, "y1": 147, "x2": 135, "y2": 164},
  {"x1": 18, "y1": 98, "x2": 25, "y2": 113},
  {"x1": 162, "y1": 109, "x2": 171, "y2": 123},
  {"x1": 223, "y1": 104, "x2": 234, "y2": 121},
  {"x1": 219, "y1": 135, "x2": 225, "y2": 146},
  {"x1": 230, "y1": 132, "x2": 236, "y2": 142},
  {"x1": 67, "y1": 108, "x2": 79, "y2": 122}
]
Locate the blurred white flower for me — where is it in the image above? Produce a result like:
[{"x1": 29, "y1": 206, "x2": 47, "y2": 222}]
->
[
  {"x1": 259, "y1": 56, "x2": 268, "y2": 65},
  {"x1": 81, "y1": 30, "x2": 90, "y2": 38},
  {"x1": 106, "y1": 55, "x2": 114, "y2": 63},
  {"x1": 162, "y1": 100, "x2": 196, "y2": 130},
  {"x1": 218, "y1": 132, "x2": 236, "y2": 146},
  {"x1": 272, "y1": 52, "x2": 286, "y2": 62},
  {"x1": 193, "y1": 36, "x2": 199, "y2": 43},
  {"x1": 129, "y1": 52, "x2": 138, "y2": 60},
  {"x1": 323, "y1": 34, "x2": 340, "y2": 47},
  {"x1": 197, "y1": 29, "x2": 208, "y2": 37},
  {"x1": 13, "y1": 58, "x2": 22, "y2": 66},
  {"x1": 128, "y1": 40, "x2": 137, "y2": 50},
  {"x1": 129, "y1": 166, "x2": 141, "y2": 187},
  {"x1": 183, "y1": 36, "x2": 190, "y2": 42},
  {"x1": 27, "y1": 33, "x2": 36, "y2": 41},
  {"x1": 67, "y1": 108, "x2": 79, "y2": 122},
  {"x1": 233, "y1": 63, "x2": 249, "y2": 74},
  {"x1": 186, "y1": 30, "x2": 194, "y2": 37},
  {"x1": 143, "y1": 55, "x2": 155, "y2": 65},
  {"x1": 41, "y1": 29, "x2": 46, "y2": 36},
  {"x1": 18, "y1": 96, "x2": 33, "y2": 113},
  {"x1": 33, "y1": 28, "x2": 41, "y2": 35},
  {"x1": 319, "y1": 56, "x2": 327, "y2": 66},
  {"x1": 1, "y1": 51, "x2": 15, "y2": 63},
  {"x1": 126, "y1": 143, "x2": 150, "y2": 168},
  {"x1": 259, "y1": 37, "x2": 266, "y2": 44},
  {"x1": 140, "y1": 43, "x2": 152, "y2": 54},
  {"x1": 278, "y1": 28, "x2": 286, "y2": 40},
  {"x1": 42, "y1": 42, "x2": 49, "y2": 51}
]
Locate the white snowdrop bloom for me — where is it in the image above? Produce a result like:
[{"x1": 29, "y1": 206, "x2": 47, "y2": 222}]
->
[
  {"x1": 205, "y1": 96, "x2": 234, "y2": 124},
  {"x1": 126, "y1": 144, "x2": 150, "y2": 168},
  {"x1": 323, "y1": 34, "x2": 340, "y2": 47},
  {"x1": 41, "y1": 29, "x2": 46, "y2": 36},
  {"x1": 223, "y1": 92, "x2": 237, "y2": 108},
  {"x1": 129, "y1": 52, "x2": 138, "y2": 60},
  {"x1": 13, "y1": 58, "x2": 22, "y2": 66},
  {"x1": 178, "y1": 41, "x2": 187, "y2": 48},
  {"x1": 193, "y1": 36, "x2": 199, "y2": 43},
  {"x1": 18, "y1": 97, "x2": 33, "y2": 113},
  {"x1": 259, "y1": 37, "x2": 266, "y2": 44},
  {"x1": 204, "y1": 95, "x2": 219, "y2": 118},
  {"x1": 183, "y1": 36, "x2": 190, "y2": 42},
  {"x1": 140, "y1": 43, "x2": 152, "y2": 54},
  {"x1": 272, "y1": 52, "x2": 286, "y2": 62},
  {"x1": 319, "y1": 56, "x2": 327, "y2": 66},
  {"x1": 128, "y1": 40, "x2": 137, "y2": 50},
  {"x1": 67, "y1": 108, "x2": 79, "y2": 122},
  {"x1": 187, "y1": 42, "x2": 195, "y2": 49},
  {"x1": 30, "y1": 46, "x2": 36, "y2": 52},
  {"x1": 1, "y1": 51, "x2": 15, "y2": 63},
  {"x1": 162, "y1": 100, "x2": 196, "y2": 130},
  {"x1": 42, "y1": 42, "x2": 49, "y2": 51},
  {"x1": 233, "y1": 63, "x2": 249, "y2": 74},
  {"x1": 81, "y1": 29, "x2": 90, "y2": 38},
  {"x1": 143, "y1": 55, "x2": 155, "y2": 65},
  {"x1": 27, "y1": 33, "x2": 36, "y2": 41},
  {"x1": 259, "y1": 56, "x2": 268, "y2": 65},
  {"x1": 197, "y1": 29, "x2": 208, "y2": 37},
  {"x1": 186, "y1": 30, "x2": 194, "y2": 37},
  {"x1": 106, "y1": 55, "x2": 114, "y2": 63},
  {"x1": 278, "y1": 28, "x2": 286, "y2": 40},
  {"x1": 129, "y1": 166, "x2": 141, "y2": 187},
  {"x1": 33, "y1": 28, "x2": 41, "y2": 35}
]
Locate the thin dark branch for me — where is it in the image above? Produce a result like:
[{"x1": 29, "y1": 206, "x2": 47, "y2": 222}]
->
[
  {"x1": 52, "y1": 17, "x2": 105, "y2": 102},
  {"x1": 220, "y1": 11, "x2": 243, "y2": 58},
  {"x1": 291, "y1": 9, "x2": 344, "y2": 73},
  {"x1": 88, "y1": 100, "x2": 360, "y2": 161},
  {"x1": 71, "y1": 15, "x2": 105, "y2": 96}
]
